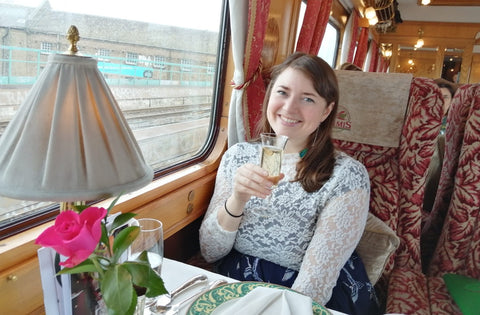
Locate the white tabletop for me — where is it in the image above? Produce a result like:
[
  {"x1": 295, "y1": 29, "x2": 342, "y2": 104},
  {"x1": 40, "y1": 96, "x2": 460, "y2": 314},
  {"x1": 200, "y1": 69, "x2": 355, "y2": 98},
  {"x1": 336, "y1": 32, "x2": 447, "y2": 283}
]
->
[{"x1": 157, "y1": 258, "x2": 345, "y2": 315}]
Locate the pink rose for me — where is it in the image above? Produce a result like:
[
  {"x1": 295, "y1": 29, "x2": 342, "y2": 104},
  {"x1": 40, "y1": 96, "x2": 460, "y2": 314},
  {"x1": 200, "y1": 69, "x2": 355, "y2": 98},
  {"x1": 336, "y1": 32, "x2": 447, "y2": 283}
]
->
[{"x1": 36, "y1": 207, "x2": 107, "y2": 267}]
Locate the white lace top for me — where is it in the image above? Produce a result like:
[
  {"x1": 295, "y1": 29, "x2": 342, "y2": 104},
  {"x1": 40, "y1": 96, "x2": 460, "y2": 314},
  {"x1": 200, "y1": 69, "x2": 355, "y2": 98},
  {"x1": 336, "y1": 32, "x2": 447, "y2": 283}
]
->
[{"x1": 199, "y1": 142, "x2": 370, "y2": 304}]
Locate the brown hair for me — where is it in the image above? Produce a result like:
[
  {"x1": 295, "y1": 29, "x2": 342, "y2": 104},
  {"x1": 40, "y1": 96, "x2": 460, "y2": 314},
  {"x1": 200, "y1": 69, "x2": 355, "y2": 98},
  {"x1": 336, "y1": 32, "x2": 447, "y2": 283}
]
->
[
  {"x1": 339, "y1": 62, "x2": 363, "y2": 71},
  {"x1": 255, "y1": 52, "x2": 339, "y2": 192}
]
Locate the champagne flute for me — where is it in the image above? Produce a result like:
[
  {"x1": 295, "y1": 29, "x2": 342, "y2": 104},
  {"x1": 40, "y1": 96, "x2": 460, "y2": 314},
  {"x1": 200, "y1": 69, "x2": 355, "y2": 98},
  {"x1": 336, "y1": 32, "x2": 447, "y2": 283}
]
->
[
  {"x1": 129, "y1": 218, "x2": 164, "y2": 311},
  {"x1": 260, "y1": 133, "x2": 288, "y2": 208}
]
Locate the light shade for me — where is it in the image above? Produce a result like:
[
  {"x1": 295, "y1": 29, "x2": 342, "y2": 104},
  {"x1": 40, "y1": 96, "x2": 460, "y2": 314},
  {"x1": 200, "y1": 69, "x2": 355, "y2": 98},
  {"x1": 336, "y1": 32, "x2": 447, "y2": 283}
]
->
[
  {"x1": 364, "y1": 6, "x2": 376, "y2": 20},
  {"x1": 0, "y1": 54, "x2": 153, "y2": 202},
  {"x1": 415, "y1": 38, "x2": 424, "y2": 48}
]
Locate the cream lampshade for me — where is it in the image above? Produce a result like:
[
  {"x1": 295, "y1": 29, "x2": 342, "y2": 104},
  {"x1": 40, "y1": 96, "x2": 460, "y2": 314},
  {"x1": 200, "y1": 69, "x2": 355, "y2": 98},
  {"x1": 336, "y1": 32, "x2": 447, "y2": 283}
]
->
[{"x1": 0, "y1": 27, "x2": 153, "y2": 204}]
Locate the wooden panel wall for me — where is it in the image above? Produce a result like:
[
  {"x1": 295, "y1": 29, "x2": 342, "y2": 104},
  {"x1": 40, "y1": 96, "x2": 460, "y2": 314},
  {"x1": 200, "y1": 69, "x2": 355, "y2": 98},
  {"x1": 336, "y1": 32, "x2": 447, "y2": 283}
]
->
[{"x1": 379, "y1": 21, "x2": 480, "y2": 83}]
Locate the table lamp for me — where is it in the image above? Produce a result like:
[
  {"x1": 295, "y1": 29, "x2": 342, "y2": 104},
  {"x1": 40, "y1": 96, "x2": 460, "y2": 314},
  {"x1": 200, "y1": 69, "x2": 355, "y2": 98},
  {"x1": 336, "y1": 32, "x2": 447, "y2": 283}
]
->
[{"x1": 0, "y1": 26, "x2": 153, "y2": 210}]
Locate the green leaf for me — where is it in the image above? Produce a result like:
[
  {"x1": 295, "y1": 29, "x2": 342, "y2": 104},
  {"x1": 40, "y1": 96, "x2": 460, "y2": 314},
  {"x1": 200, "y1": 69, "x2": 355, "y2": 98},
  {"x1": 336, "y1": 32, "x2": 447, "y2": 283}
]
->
[
  {"x1": 107, "y1": 194, "x2": 122, "y2": 213},
  {"x1": 72, "y1": 204, "x2": 89, "y2": 212},
  {"x1": 111, "y1": 226, "x2": 139, "y2": 263},
  {"x1": 57, "y1": 259, "x2": 98, "y2": 274},
  {"x1": 110, "y1": 212, "x2": 137, "y2": 236},
  {"x1": 124, "y1": 291, "x2": 138, "y2": 315},
  {"x1": 131, "y1": 250, "x2": 149, "y2": 264},
  {"x1": 123, "y1": 260, "x2": 168, "y2": 298},
  {"x1": 123, "y1": 257, "x2": 150, "y2": 284},
  {"x1": 102, "y1": 264, "x2": 136, "y2": 315},
  {"x1": 100, "y1": 222, "x2": 110, "y2": 250}
]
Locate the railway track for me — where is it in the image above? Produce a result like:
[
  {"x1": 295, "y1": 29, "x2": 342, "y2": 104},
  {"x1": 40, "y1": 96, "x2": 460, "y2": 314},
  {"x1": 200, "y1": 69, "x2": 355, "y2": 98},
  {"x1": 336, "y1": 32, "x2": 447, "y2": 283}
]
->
[{"x1": 0, "y1": 102, "x2": 212, "y2": 137}]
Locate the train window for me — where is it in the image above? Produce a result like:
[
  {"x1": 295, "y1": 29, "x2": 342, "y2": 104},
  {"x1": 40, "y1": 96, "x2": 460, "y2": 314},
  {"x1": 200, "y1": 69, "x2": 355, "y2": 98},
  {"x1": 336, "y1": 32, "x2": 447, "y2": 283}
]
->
[
  {"x1": 41, "y1": 42, "x2": 54, "y2": 52},
  {"x1": 296, "y1": 1, "x2": 340, "y2": 68},
  {"x1": 318, "y1": 23, "x2": 340, "y2": 68},
  {"x1": 0, "y1": 0, "x2": 226, "y2": 238},
  {"x1": 126, "y1": 52, "x2": 140, "y2": 65}
]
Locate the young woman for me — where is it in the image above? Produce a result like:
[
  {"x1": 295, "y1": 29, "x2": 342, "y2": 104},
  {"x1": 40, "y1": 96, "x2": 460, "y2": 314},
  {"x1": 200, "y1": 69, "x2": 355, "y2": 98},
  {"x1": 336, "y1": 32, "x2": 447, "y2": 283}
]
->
[{"x1": 199, "y1": 52, "x2": 379, "y2": 314}]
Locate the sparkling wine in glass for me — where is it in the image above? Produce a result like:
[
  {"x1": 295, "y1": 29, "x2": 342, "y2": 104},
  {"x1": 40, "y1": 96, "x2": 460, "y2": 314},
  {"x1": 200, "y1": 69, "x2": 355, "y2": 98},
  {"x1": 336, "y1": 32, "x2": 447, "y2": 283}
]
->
[
  {"x1": 261, "y1": 145, "x2": 284, "y2": 185},
  {"x1": 260, "y1": 133, "x2": 288, "y2": 206}
]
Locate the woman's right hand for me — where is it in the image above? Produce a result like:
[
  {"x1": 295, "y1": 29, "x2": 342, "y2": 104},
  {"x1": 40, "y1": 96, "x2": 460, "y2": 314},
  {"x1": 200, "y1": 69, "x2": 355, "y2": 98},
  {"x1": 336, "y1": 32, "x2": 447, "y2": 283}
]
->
[{"x1": 232, "y1": 163, "x2": 283, "y2": 204}]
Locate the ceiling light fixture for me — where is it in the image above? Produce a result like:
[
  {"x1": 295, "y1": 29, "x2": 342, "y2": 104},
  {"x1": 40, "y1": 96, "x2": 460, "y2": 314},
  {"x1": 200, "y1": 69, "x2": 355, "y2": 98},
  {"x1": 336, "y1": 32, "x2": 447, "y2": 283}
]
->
[
  {"x1": 364, "y1": 6, "x2": 378, "y2": 26},
  {"x1": 421, "y1": 0, "x2": 431, "y2": 5},
  {"x1": 380, "y1": 43, "x2": 393, "y2": 59},
  {"x1": 365, "y1": 6, "x2": 376, "y2": 20},
  {"x1": 414, "y1": 28, "x2": 424, "y2": 48},
  {"x1": 363, "y1": 0, "x2": 400, "y2": 33}
]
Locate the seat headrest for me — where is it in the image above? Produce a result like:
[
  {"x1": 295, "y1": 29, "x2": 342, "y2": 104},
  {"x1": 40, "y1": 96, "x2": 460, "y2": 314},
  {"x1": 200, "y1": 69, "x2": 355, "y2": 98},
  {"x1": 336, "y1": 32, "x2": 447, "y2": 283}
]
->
[{"x1": 332, "y1": 70, "x2": 413, "y2": 148}]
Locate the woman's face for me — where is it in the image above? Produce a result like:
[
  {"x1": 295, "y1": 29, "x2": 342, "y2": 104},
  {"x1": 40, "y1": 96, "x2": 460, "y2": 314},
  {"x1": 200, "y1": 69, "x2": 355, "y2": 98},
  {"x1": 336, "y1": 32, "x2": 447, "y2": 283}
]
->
[
  {"x1": 266, "y1": 67, "x2": 333, "y2": 153},
  {"x1": 440, "y1": 87, "x2": 452, "y2": 115}
]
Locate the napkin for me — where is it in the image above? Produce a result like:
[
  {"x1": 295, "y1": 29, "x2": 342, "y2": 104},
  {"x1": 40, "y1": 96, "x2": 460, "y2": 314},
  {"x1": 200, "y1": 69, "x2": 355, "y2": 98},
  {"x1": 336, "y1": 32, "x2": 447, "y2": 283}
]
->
[{"x1": 212, "y1": 286, "x2": 313, "y2": 315}]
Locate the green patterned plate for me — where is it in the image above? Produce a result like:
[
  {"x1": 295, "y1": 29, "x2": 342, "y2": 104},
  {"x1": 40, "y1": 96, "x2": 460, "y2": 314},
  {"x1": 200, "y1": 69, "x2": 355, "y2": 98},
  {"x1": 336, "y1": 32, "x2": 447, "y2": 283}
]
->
[{"x1": 187, "y1": 281, "x2": 331, "y2": 315}]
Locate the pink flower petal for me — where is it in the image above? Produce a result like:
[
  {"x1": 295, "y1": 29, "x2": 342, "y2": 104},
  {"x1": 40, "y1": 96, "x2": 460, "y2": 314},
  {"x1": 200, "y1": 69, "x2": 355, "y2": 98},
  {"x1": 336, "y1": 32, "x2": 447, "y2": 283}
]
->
[{"x1": 36, "y1": 207, "x2": 108, "y2": 267}]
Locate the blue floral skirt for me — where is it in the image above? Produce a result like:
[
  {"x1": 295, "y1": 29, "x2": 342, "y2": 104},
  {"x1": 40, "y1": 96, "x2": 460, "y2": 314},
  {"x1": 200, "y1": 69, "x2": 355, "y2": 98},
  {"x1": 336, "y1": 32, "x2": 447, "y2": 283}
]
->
[{"x1": 216, "y1": 249, "x2": 380, "y2": 315}]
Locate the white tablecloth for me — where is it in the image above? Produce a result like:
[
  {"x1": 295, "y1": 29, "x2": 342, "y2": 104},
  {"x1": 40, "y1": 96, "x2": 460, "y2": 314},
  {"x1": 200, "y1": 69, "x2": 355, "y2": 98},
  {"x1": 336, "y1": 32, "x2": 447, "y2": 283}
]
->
[{"x1": 158, "y1": 258, "x2": 345, "y2": 315}]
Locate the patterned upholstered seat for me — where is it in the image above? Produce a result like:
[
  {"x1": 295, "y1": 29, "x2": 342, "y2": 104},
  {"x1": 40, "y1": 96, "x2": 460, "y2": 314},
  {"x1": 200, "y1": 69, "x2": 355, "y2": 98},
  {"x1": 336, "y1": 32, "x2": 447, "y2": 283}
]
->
[
  {"x1": 333, "y1": 75, "x2": 444, "y2": 313},
  {"x1": 389, "y1": 84, "x2": 480, "y2": 314},
  {"x1": 423, "y1": 84, "x2": 480, "y2": 314}
]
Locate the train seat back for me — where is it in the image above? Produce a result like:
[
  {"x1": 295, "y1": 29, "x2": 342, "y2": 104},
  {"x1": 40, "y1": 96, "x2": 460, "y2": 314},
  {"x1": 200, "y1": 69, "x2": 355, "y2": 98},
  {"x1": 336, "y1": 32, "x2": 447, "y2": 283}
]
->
[
  {"x1": 422, "y1": 83, "x2": 480, "y2": 314},
  {"x1": 333, "y1": 72, "x2": 444, "y2": 312},
  {"x1": 389, "y1": 83, "x2": 480, "y2": 314}
]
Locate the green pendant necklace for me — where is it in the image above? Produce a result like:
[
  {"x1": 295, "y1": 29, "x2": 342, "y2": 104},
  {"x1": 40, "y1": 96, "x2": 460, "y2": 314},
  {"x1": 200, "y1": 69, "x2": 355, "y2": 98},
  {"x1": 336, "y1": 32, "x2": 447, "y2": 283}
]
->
[{"x1": 299, "y1": 148, "x2": 308, "y2": 158}]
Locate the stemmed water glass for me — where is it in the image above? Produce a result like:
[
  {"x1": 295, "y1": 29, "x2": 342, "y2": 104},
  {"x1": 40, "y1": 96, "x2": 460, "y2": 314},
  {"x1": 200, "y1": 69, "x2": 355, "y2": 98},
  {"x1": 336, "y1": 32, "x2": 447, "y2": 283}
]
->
[
  {"x1": 128, "y1": 218, "x2": 164, "y2": 312},
  {"x1": 260, "y1": 133, "x2": 288, "y2": 210}
]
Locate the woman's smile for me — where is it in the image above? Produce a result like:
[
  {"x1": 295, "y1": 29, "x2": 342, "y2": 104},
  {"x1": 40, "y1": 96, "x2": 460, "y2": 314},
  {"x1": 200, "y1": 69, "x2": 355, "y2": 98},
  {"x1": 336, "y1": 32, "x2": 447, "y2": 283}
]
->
[{"x1": 279, "y1": 115, "x2": 301, "y2": 126}]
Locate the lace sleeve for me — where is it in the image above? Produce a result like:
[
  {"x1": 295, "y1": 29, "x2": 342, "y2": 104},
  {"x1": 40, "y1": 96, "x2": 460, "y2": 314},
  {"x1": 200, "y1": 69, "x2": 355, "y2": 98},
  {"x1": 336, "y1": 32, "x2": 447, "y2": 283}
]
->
[
  {"x1": 199, "y1": 144, "x2": 252, "y2": 262},
  {"x1": 291, "y1": 177, "x2": 370, "y2": 304}
]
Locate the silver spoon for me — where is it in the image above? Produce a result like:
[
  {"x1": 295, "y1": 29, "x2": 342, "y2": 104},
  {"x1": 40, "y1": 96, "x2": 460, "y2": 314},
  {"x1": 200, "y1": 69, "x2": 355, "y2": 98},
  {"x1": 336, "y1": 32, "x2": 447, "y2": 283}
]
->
[{"x1": 154, "y1": 274, "x2": 207, "y2": 311}]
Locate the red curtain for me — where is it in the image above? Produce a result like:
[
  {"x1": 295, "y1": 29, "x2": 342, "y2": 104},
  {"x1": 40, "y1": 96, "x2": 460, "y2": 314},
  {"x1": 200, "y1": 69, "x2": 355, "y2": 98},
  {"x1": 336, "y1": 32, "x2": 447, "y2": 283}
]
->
[
  {"x1": 346, "y1": 11, "x2": 360, "y2": 63},
  {"x1": 353, "y1": 27, "x2": 369, "y2": 68},
  {"x1": 296, "y1": 0, "x2": 334, "y2": 54},
  {"x1": 379, "y1": 58, "x2": 390, "y2": 73},
  {"x1": 384, "y1": 59, "x2": 391, "y2": 72},
  {"x1": 240, "y1": 0, "x2": 271, "y2": 140},
  {"x1": 369, "y1": 40, "x2": 379, "y2": 72}
]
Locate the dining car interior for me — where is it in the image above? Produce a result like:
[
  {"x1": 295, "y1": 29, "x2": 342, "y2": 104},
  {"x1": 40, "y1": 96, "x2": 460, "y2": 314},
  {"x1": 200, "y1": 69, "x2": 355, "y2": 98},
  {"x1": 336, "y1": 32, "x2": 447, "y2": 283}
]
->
[{"x1": 0, "y1": 0, "x2": 479, "y2": 314}]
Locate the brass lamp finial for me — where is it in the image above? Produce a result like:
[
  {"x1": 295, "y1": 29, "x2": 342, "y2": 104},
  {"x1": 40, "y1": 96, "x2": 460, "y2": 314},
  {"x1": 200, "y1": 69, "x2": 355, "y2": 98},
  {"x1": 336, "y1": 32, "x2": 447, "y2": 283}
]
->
[{"x1": 66, "y1": 25, "x2": 80, "y2": 55}]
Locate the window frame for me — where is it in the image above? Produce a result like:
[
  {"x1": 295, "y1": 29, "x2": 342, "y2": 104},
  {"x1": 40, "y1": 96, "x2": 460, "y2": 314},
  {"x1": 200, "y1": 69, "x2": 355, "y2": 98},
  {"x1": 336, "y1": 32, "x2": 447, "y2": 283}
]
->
[
  {"x1": 40, "y1": 41, "x2": 53, "y2": 54},
  {"x1": 153, "y1": 56, "x2": 166, "y2": 69},
  {"x1": 97, "y1": 48, "x2": 111, "y2": 61},
  {"x1": 125, "y1": 52, "x2": 139, "y2": 65}
]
